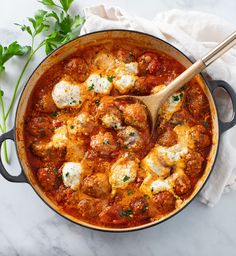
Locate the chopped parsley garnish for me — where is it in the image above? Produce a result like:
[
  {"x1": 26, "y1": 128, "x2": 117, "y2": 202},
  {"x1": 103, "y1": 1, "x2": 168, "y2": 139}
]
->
[
  {"x1": 127, "y1": 190, "x2": 134, "y2": 195},
  {"x1": 151, "y1": 187, "x2": 154, "y2": 193},
  {"x1": 88, "y1": 83, "x2": 95, "y2": 91},
  {"x1": 172, "y1": 93, "x2": 183, "y2": 102},
  {"x1": 129, "y1": 132, "x2": 136, "y2": 137},
  {"x1": 50, "y1": 112, "x2": 58, "y2": 118},
  {"x1": 107, "y1": 75, "x2": 115, "y2": 83},
  {"x1": 144, "y1": 194, "x2": 149, "y2": 200},
  {"x1": 103, "y1": 139, "x2": 110, "y2": 145},
  {"x1": 124, "y1": 145, "x2": 129, "y2": 150},
  {"x1": 120, "y1": 209, "x2": 133, "y2": 217},
  {"x1": 53, "y1": 168, "x2": 59, "y2": 174},
  {"x1": 65, "y1": 172, "x2": 69, "y2": 177},
  {"x1": 203, "y1": 120, "x2": 209, "y2": 129},
  {"x1": 70, "y1": 125, "x2": 74, "y2": 129},
  {"x1": 78, "y1": 100, "x2": 82, "y2": 104},
  {"x1": 99, "y1": 73, "x2": 102, "y2": 78},
  {"x1": 95, "y1": 99, "x2": 100, "y2": 107},
  {"x1": 171, "y1": 120, "x2": 184, "y2": 126},
  {"x1": 123, "y1": 175, "x2": 130, "y2": 182},
  {"x1": 70, "y1": 99, "x2": 77, "y2": 104}
]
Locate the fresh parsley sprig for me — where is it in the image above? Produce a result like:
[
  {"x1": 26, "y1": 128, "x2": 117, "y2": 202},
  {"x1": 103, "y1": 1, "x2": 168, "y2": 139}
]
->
[
  {"x1": 0, "y1": 42, "x2": 31, "y2": 162},
  {"x1": 0, "y1": 0, "x2": 85, "y2": 163}
]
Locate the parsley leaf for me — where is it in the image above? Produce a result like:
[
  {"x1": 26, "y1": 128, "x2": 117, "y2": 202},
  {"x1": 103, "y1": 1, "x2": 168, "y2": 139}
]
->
[
  {"x1": 38, "y1": 0, "x2": 58, "y2": 8},
  {"x1": 127, "y1": 190, "x2": 134, "y2": 195},
  {"x1": 120, "y1": 209, "x2": 133, "y2": 217},
  {"x1": 103, "y1": 139, "x2": 110, "y2": 145},
  {"x1": 0, "y1": 42, "x2": 31, "y2": 73},
  {"x1": 123, "y1": 175, "x2": 130, "y2": 182},
  {"x1": 107, "y1": 75, "x2": 115, "y2": 83},
  {"x1": 88, "y1": 83, "x2": 95, "y2": 91},
  {"x1": 59, "y1": 0, "x2": 74, "y2": 12}
]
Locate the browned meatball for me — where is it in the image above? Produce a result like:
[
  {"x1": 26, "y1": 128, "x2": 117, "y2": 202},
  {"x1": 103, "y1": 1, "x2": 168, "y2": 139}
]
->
[
  {"x1": 116, "y1": 48, "x2": 136, "y2": 63},
  {"x1": 185, "y1": 86, "x2": 209, "y2": 119},
  {"x1": 152, "y1": 191, "x2": 176, "y2": 213},
  {"x1": 78, "y1": 198, "x2": 104, "y2": 219},
  {"x1": 185, "y1": 151, "x2": 204, "y2": 178},
  {"x1": 122, "y1": 103, "x2": 147, "y2": 129},
  {"x1": 64, "y1": 57, "x2": 88, "y2": 83},
  {"x1": 132, "y1": 75, "x2": 166, "y2": 95},
  {"x1": 55, "y1": 185, "x2": 74, "y2": 203},
  {"x1": 138, "y1": 52, "x2": 161, "y2": 75},
  {"x1": 27, "y1": 116, "x2": 53, "y2": 138},
  {"x1": 90, "y1": 132, "x2": 118, "y2": 156},
  {"x1": 130, "y1": 196, "x2": 149, "y2": 215},
  {"x1": 174, "y1": 175, "x2": 191, "y2": 196},
  {"x1": 189, "y1": 125, "x2": 211, "y2": 149},
  {"x1": 31, "y1": 142, "x2": 66, "y2": 162},
  {"x1": 171, "y1": 109, "x2": 196, "y2": 126},
  {"x1": 157, "y1": 127, "x2": 178, "y2": 147},
  {"x1": 99, "y1": 205, "x2": 130, "y2": 226},
  {"x1": 81, "y1": 173, "x2": 111, "y2": 198},
  {"x1": 37, "y1": 167, "x2": 57, "y2": 191},
  {"x1": 35, "y1": 90, "x2": 57, "y2": 113}
]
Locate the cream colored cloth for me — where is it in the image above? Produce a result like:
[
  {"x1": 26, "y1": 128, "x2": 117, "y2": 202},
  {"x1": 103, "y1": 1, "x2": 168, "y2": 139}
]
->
[{"x1": 81, "y1": 5, "x2": 236, "y2": 206}]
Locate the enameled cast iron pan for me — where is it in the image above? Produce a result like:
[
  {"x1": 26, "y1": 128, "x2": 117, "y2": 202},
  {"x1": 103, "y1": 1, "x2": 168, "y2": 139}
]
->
[{"x1": 0, "y1": 30, "x2": 236, "y2": 232}]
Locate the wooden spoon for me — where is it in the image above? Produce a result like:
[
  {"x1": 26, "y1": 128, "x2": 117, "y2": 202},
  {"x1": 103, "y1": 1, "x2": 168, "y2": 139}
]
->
[{"x1": 116, "y1": 31, "x2": 236, "y2": 135}]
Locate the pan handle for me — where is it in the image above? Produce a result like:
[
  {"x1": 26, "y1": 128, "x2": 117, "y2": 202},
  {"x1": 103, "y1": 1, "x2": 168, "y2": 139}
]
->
[
  {"x1": 0, "y1": 129, "x2": 27, "y2": 183},
  {"x1": 209, "y1": 80, "x2": 236, "y2": 134}
]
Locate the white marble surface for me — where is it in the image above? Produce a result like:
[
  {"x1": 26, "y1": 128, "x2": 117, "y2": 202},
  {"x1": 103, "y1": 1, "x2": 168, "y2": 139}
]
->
[{"x1": 0, "y1": 0, "x2": 236, "y2": 255}]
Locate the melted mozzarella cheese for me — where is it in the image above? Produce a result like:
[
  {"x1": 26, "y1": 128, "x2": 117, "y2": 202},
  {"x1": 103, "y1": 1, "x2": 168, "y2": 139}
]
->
[
  {"x1": 113, "y1": 62, "x2": 138, "y2": 93},
  {"x1": 109, "y1": 157, "x2": 138, "y2": 190},
  {"x1": 140, "y1": 173, "x2": 172, "y2": 195},
  {"x1": 67, "y1": 113, "x2": 92, "y2": 135},
  {"x1": 160, "y1": 91, "x2": 184, "y2": 121},
  {"x1": 86, "y1": 74, "x2": 113, "y2": 94},
  {"x1": 52, "y1": 80, "x2": 82, "y2": 109},
  {"x1": 141, "y1": 146, "x2": 170, "y2": 178},
  {"x1": 101, "y1": 113, "x2": 122, "y2": 129},
  {"x1": 62, "y1": 162, "x2": 84, "y2": 190},
  {"x1": 51, "y1": 125, "x2": 68, "y2": 148},
  {"x1": 158, "y1": 144, "x2": 188, "y2": 166}
]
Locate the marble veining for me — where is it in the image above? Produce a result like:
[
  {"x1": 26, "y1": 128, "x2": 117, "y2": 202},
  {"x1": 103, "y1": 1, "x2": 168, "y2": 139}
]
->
[{"x1": 0, "y1": 0, "x2": 236, "y2": 255}]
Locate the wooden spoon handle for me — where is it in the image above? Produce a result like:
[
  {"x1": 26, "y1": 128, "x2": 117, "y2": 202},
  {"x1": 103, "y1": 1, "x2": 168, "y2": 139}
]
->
[{"x1": 159, "y1": 31, "x2": 236, "y2": 101}]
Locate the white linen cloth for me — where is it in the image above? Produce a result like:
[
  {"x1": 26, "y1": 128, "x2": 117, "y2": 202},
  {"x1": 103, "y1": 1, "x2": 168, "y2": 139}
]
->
[{"x1": 80, "y1": 5, "x2": 236, "y2": 206}]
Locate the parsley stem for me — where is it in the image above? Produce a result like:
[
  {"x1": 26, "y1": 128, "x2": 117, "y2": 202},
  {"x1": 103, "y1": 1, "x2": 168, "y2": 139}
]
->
[
  {"x1": 4, "y1": 42, "x2": 44, "y2": 121},
  {"x1": 0, "y1": 90, "x2": 9, "y2": 163}
]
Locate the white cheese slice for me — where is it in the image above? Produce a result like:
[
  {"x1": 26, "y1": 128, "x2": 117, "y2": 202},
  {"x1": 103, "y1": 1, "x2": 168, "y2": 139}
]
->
[
  {"x1": 62, "y1": 162, "x2": 83, "y2": 190},
  {"x1": 109, "y1": 157, "x2": 138, "y2": 189},
  {"x1": 52, "y1": 80, "x2": 82, "y2": 109},
  {"x1": 86, "y1": 74, "x2": 113, "y2": 94}
]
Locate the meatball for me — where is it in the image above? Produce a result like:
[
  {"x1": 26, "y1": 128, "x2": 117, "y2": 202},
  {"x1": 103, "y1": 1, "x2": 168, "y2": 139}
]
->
[
  {"x1": 152, "y1": 191, "x2": 176, "y2": 213},
  {"x1": 174, "y1": 175, "x2": 191, "y2": 196},
  {"x1": 130, "y1": 197, "x2": 149, "y2": 216},
  {"x1": 189, "y1": 125, "x2": 211, "y2": 149},
  {"x1": 171, "y1": 109, "x2": 196, "y2": 126},
  {"x1": 185, "y1": 86, "x2": 209, "y2": 118},
  {"x1": 99, "y1": 205, "x2": 129, "y2": 226},
  {"x1": 67, "y1": 112, "x2": 94, "y2": 136},
  {"x1": 185, "y1": 151, "x2": 204, "y2": 178},
  {"x1": 27, "y1": 116, "x2": 53, "y2": 138},
  {"x1": 138, "y1": 52, "x2": 161, "y2": 75},
  {"x1": 37, "y1": 167, "x2": 57, "y2": 191},
  {"x1": 122, "y1": 103, "x2": 148, "y2": 129},
  {"x1": 35, "y1": 90, "x2": 57, "y2": 113},
  {"x1": 90, "y1": 132, "x2": 118, "y2": 156},
  {"x1": 64, "y1": 57, "x2": 88, "y2": 83},
  {"x1": 132, "y1": 75, "x2": 165, "y2": 95},
  {"x1": 116, "y1": 48, "x2": 136, "y2": 63},
  {"x1": 78, "y1": 198, "x2": 104, "y2": 219},
  {"x1": 157, "y1": 127, "x2": 178, "y2": 147},
  {"x1": 97, "y1": 97, "x2": 121, "y2": 117},
  {"x1": 117, "y1": 126, "x2": 143, "y2": 150},
  {"x1": 55, "y1": 184, "x2": 74, "y2": 203},
  {"x1": 31, "y1": 142, "x2": 66, "y2": 162},
  {"x1": 81, "y1": 173, "x2": 111, "y2": 198}
]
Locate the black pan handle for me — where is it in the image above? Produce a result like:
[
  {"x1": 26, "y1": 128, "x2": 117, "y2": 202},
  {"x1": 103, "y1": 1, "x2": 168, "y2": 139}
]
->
[
  {"x1": 0, "y1": 129, "x2": 27, "y2": 183},
  {"x1": 209, "y1": 80, "x2": 236, "y2": 134}
]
